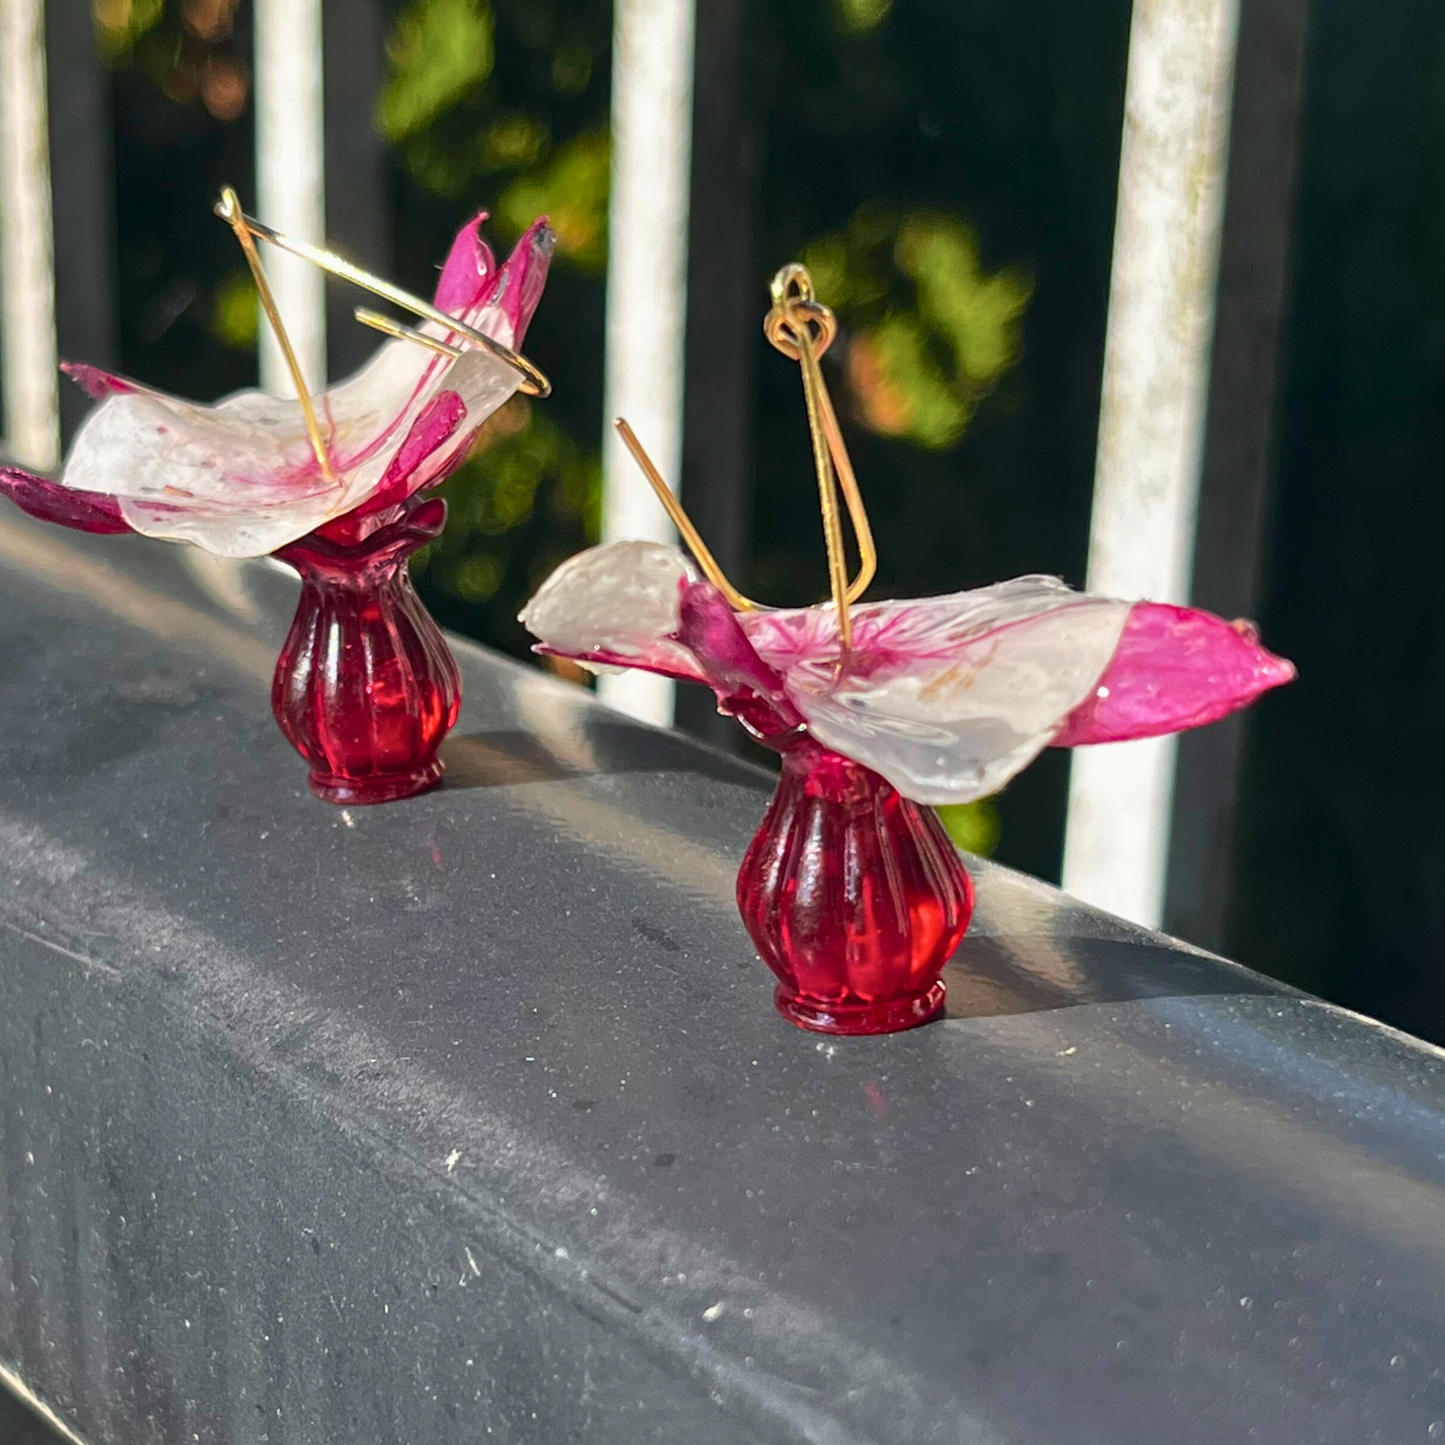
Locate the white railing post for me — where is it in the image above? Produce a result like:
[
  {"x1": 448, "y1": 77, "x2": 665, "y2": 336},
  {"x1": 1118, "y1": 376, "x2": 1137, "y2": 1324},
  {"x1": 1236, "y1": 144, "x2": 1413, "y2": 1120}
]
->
[
  {"x1": 1061, "y1": 0, "x2": 1242, "y2": 928},
  {"x1": 254, "y1": 0, "x2": 327, "y2": 396},
  {"x1": 599, "y1": 0, "x2": 697, "y2": 727},
  {"x1": 0, "y1": 0, "x2": 59, "y2": 470}
]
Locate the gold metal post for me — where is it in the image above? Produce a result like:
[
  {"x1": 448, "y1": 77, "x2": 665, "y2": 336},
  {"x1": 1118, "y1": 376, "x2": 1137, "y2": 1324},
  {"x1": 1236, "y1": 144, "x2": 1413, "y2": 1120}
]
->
[
  {"x1": 215, "y1": 198, "x2": 551, "y2": 398},
  {"x1": 613, "y1": 419, "x2": 756, "y2": 611},
  {"x1": 216, "y1": 186, "x2": 336, "y2": 485}
]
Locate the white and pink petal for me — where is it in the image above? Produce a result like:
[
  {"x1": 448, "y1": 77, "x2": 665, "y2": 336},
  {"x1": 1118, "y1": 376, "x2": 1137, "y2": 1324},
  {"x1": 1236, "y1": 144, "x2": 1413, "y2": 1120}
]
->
[
  {"x1": 27, "y1": 215, "x2": 553, "y2": 559},
  {"x1": 742, "y1": 581, "x2": 1132, "y2": 804},
  {"x1": 518, "y1": 545, "x2": 1295, "y2": 807},
  {"x1": 518, "y1": 540, "x2": 708, "y2": 682}
]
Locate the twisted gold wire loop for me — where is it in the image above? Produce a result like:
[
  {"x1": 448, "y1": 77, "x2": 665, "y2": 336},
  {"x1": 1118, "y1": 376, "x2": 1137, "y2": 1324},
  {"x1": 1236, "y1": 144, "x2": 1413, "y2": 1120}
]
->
[
  {"x1": 763, "y1": 263, "x2": 877, "y2": 650},
  {"x1": 613, "y1": 262, "x2": 878, "y2": 653}
]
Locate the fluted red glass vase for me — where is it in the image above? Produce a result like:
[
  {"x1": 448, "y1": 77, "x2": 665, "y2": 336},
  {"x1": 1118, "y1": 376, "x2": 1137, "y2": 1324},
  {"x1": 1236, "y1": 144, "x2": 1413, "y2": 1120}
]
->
[
  {"x1": 737, "y1": 742, "x2": 974, "y2": 1035},
  {"x1": 271, "y1": 496, "x2": 461, "y2": 805}
]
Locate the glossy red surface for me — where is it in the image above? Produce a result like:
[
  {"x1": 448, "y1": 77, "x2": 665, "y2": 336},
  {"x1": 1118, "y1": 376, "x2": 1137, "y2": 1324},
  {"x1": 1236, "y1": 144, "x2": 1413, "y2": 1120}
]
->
[
  {"x1": 272, "y1": 497, "x2": 461, "y2": 805},
  {"x1": 737, "y1": 743, "x2": 974, "y2": 1035}
]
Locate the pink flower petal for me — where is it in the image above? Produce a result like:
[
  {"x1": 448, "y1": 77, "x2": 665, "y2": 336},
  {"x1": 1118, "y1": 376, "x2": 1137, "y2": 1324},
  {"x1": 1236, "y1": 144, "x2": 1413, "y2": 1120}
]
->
[
  {"x1": 476, "y1": 218, "x2": 554, "y2": 347},
  {"x1": 61, "y1": 307, "x2": 527, "y2": 556},
  {"x1": 8, "y1": 214, "x2": 552, "y2": 559},
  {"x1": 349, "y1": 389, "x2": 468, "y2": 521},
  {"x1": 432, "y1": 212, "x2": 498, "y2": 314},
  {"x1": 675, "y1": 582, "x2": 804, "y2": 739},
  {"x1": 60, "y1": 361, "x2": 140, "y2": 400},
  {"x1": 520, "y1": 552, "x2": 1293, "y2": 806},
  {"x1": 740, "y1": 580, "x2": 1133, "y2": 804},
  {"x1": 0, "y1": 465, "x2": 133, "y2": 535},
  {"x1": 1050, "y1": 602, "x2": 1296, "y2": 747}
]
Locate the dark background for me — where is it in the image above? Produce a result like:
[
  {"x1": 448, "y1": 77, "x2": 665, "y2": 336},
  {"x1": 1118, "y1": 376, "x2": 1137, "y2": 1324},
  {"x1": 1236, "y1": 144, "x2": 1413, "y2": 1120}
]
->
[{"x1": 58, "y1": 0, "x2": 1445, "y2": 1045}]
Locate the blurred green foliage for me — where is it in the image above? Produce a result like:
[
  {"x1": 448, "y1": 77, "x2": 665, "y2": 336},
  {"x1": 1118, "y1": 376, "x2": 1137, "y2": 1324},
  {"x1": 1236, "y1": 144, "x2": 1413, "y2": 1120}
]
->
[
  {"x1": 936, "y1": 801, "x2": 1000, "y2": 857},
  {"x1": 804, "y1": 208, "x2": 1031, "y2": 450},
  {"x1": 94, "y1": 0, "x2": 166, "y2": 59},
  {"x1": 376, "y1": 0, "x2": 496, "y2": 142}
]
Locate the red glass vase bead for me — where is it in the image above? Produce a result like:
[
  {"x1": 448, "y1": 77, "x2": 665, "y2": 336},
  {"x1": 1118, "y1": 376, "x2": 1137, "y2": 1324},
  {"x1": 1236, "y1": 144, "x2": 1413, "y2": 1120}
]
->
[
  {"x1": 271, "y1": 496, "x2": 461, "y2": 805},
  {"x1": 737, "y1": 742, "x2": 974, "y2": 1035}
]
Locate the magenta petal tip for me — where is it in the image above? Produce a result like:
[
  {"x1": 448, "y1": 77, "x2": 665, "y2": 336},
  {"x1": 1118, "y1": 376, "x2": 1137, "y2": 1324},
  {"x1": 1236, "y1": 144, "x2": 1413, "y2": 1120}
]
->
[{"x1": 1052, "y1": 603, "x2": 1296, "y2": 748}]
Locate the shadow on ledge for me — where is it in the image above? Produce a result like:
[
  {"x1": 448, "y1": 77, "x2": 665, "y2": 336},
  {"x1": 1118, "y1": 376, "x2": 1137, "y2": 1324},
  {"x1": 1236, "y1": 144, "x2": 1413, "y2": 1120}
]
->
[
  {"x1": 440, "y1": 722, "x2": 774, "y2": 793},
  {"x1": 0, "y1": 1383, "x2": 66, "y2": 1444},
  {"x1": 942, "y1": 931, "x2": 1292, "y2": 1021}
]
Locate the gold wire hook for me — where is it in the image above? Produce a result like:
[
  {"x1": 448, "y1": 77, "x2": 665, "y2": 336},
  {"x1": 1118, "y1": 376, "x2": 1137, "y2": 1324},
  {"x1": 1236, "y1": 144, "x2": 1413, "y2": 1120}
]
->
[
  {"x1": 613, "y1": 419, "x2": 758, "y2": 611},
  {"x1": 216, "y1": 186, "x2": 337, "y2": 486},
  {"x1": 612, "y1": 263, "x2": 878, "y2": 650},
  {"x1": 354, "y1": 307, "x2": 464, "y2": 360},
  {"x1": 213, "y1": 190, "x2": 552, "y2": 398},
  {"x1": 764, "y1": 263, "x2": 877, "y2": 651}
]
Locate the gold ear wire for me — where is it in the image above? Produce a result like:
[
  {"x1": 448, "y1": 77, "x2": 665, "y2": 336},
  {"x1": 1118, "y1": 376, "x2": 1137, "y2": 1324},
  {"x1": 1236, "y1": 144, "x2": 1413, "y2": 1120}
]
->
[
  {"x1": 764, "y1": 264, "x2": 876, "y2": 651},
  {"x1": 612, "y1": 419, "x2": 757, "y2": 611},
  {"x1": 214, "y1": 190, "x2": 551, "y2": 398},
  {"x1": 216, "y1": 186, "x2": 337, "y2": 486},
  {"x1": 354, "y1": 308, "x2": 464, "y2": 360},
  {"x1": 613, "y1": 264, "x2": 878, "y2": 645}
]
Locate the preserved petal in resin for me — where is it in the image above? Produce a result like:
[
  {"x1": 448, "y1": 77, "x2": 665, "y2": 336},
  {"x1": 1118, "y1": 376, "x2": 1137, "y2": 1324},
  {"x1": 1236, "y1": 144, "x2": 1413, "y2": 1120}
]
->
[
  {"x1": 0, "y1": 217, "x2": 554, "y2": 560},
  {"x1": 742, "y1": 582, "x2": 1131, "y2": 804},
  {"x1": 1051, "y1": 603, "x2": 1298, "y2": 746},
  {"x1": 520, "y1": 540, "x2": 706, "y2": 681}
]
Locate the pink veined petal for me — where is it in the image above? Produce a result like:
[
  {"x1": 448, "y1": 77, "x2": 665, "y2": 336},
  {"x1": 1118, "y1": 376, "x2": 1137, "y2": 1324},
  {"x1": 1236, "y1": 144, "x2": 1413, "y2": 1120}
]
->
[
  {"x1": 742, "y1": 575, "x2": 1101, "y2": 678},
  {"x1": 84, "y1": 310, "x2": 522, "y2": 556},
  {"x1": 675, "y1": 582, "x2": 804, "y2": 739},
  {"x1": 0, "y1": 465, "x2": 133, "y2": 535},
  {"x1": 432, "y1": 212, "x2": 498, "y2": 314},
  {"x1": 5, "y1": 215, "x2": 545, "y2": 560},
  {"x1": 1050, "y1": 602, "x2": 1296, "y2": 747},
  {"x1": 474, "y1": 217, "x2": 554, "y2": 348},
  {"x1": 351, "y1": 389, "x2": 468, "y2": 518},
  {"x1": 736, "y1": 579, "x2": 1133, "y2": 804},
  {"x1": 60, "y1": 361, "x2": 141, "y2": 400}
]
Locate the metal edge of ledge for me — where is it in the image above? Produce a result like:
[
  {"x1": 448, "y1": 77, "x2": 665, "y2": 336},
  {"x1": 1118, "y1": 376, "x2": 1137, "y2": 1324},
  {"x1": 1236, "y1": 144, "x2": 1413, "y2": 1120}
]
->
[{"x1": 2, "y1": 514, "x2": 1445, "y2": 1445}]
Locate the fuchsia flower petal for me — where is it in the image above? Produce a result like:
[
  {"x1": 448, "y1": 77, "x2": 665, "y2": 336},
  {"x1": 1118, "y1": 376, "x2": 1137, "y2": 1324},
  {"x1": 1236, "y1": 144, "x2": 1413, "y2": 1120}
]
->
[
  {"x1": 1050, "y1": 603, "x2": 1296, "y2": 747},
  {"x1": 740, "y1": 580, "x2": 1134, "y2": 804},
  {"x1": 432, "y1": 213, "x2": 498, "y2": 314},
  {"x1": 481, "y1": 217, "x2": 553, "y2": 348},
  {"x1": 60, "y1": 362, "x2": 140, "y2": 400},
  {"x1": 520, "y1": 543, "x2": 1296, "y2": 809},
  {"x1": 0, "y1": 466, "x2": 133, "y2": 535},
  {"x1": 675, "y1": 582, "x2": 804, "y2": 740},
  {"x1": 346, "y1": 389, "x2": 469, "y2": 524},
  {"x1": 3, "y1": 215, "x2": 553, "y2": 560}
]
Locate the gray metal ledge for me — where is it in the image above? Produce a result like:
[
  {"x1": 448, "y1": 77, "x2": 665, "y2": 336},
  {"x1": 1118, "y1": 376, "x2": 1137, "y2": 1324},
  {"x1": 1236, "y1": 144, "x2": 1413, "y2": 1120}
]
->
[{"x1": 2, "y1": 511, "x2": 1444, "y2": 1444}]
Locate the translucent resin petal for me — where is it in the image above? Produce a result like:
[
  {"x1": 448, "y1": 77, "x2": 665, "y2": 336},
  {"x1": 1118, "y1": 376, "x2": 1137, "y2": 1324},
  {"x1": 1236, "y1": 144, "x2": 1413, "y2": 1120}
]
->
[
  {"x1": 1051, "y1": 603, "x2": 1298, "y2": 746},
  {"x1": 519, "y1": 541, "x2": 707, "y2": 681}
]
